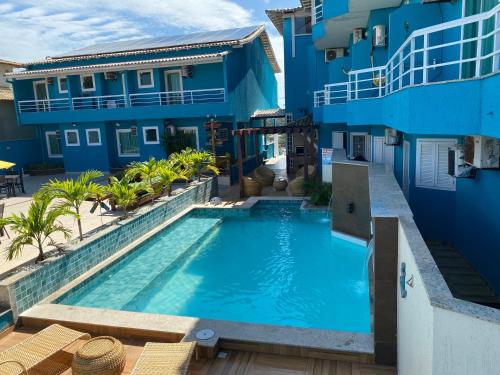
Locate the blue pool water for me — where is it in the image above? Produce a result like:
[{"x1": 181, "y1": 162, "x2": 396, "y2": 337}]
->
[{"x1": 57, "y1": 202, "x2": 370, "y2": 333}]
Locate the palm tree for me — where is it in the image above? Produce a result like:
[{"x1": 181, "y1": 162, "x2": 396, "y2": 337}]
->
[
  {"x1": 189, "y1": 150, "x2": 220, "y2": 181},
  {"x1": 125, "y1": 157, "x2": 161, "y2": 202},
  {"x1": 0, "y1": 196, "x2": 75, "y2": 262},
  {"x1": 169, "y1": 148, "x2": 197, "y2": 181},
  {"x1": 39, "y1": 170, "x2": 105, "y2": 241},
  {"x1": 156, "y1": 160, "x2": 188, "y2": 196},
  {"x1": 106, "y1": 176, "x2": 152, "y2": 218}
]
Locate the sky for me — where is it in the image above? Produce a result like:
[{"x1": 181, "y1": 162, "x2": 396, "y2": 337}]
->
[{"x1": 0, "y1": 0, "x2": 298, "y2": 107}]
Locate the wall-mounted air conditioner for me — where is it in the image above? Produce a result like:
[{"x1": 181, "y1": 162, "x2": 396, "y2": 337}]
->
[
  {"x1": 325, "y1": 48, "x2": 347, "y2": 62},
  {"x1": 104, "y1": 72, "x2": 117, "y2": 80},
  {"x1": 372, "y1": 25, "x2": 386, "y2": 47},
  {"x1": 448, "y1": 145, "x2": 476, "y2": 178},
  {"x1": 181, "y1": 65, "x2": 194, "y2": 78},
  {"x1": 384, "y1": 128, "x2": 401, "y2": 146},
  {"x1": 464, "y1": 136, "x2": 500, "y2": 169},
  {"x1": 353, "y1": 28, "x2": 366, "y2": 44}
]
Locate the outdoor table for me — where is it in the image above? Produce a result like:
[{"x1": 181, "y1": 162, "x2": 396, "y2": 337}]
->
[{"x1": 4, "y1": 175, "x2": 18, "y2": 197}]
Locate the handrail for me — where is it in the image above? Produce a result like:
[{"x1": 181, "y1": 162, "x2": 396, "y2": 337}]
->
[
  {"x1": 18, "y1": 88, "x2": 226, "y2": 113},
  {"x1": 318, "y1": 3, "x2": 500, "y2": 106}
]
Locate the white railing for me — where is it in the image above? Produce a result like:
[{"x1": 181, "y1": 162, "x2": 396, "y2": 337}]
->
[
  {"x1": 72, "y1": 95, "x2": 127, "y2": 110},
  {"x1": 129, "y1": 88, "x2": 225, "y2": 107},
  {"x1": 18, "y1": 88, "x2": 226, "y2": 113},
  {"x1": 313, "y1": 3, "x2": 323, "y2": 24},
  {"x1": 314, "y1": 90, "x2": 325, "y2": 107},
  {"x1": 18, "y1": 98, "x2": 70, "y2": 113},
  {"x1": 318, "y1": 3, "x2": 500, "y2": 106}
]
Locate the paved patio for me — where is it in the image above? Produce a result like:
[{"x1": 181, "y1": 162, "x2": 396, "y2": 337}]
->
[{"x1": 0, "y1": 173, "x2": 189, "y2": 278}]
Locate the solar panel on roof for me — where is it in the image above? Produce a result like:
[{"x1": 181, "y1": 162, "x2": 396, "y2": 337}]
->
[{"x1": 54, "y1": 25, "x2": 260, "y2": 58}]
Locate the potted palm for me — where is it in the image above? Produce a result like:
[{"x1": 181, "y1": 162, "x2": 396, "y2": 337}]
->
[
  {"x1": 106, "y1": 176, "x2": 152, "y2": 217},
  {"x1": 0, "y1": 195, "x2": 75, "y2": 263},
  {"x1": 38, "y1": 170, "x2": 106, "y2": 241},
  {"x1": 156, "y1": 160, "x2": 188, "y2": 196},
  {"x1": 125, "y1": 158, "x2": 161, "y2": 203}
]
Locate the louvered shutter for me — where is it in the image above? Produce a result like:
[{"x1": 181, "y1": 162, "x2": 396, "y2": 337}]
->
[
  {"x1": 436, "y1": 142, "x2": 456, "y2": 190},
  {"x1": 416, "y1": 140, "x2": 436, "y2": 187}
]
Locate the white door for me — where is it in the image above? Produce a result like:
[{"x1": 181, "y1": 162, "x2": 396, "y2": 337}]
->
[
  {"x1": 33, "y1": 81, "x2": 48, "y2": 111},
  {"x1": 333, "y1": 131, "x2": 346, "y2": 149},
  {"x1": 373, "y1": 136, "x2": 394, "y2": 166},
  {"x1": 403, "y1": 140, "x2": 410, "y2": 200},
  {"x1": 350, "y1": 133, "x2": 372, "y2": 161},
  {"x1": 384, "y1": 143, "x2": 395, "y2": 167}
]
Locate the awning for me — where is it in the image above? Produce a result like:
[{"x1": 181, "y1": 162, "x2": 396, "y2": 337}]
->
[
  {"x1": 251, "y1": 108, "x2": 286, "y2": 119},
  {"x1": 0, "y1": 161, "x2": 16, "y2": 170}
]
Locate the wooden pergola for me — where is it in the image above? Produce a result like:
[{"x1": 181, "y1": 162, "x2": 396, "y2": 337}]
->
[{"x1": 232, "y1": 119, "x2": 317, "y2": 197}]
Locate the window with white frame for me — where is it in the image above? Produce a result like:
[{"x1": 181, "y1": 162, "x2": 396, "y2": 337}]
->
[
  {"x1": 81, "y1": 74, "x2": 95, "y2": 91},
  {"x1": 46, "y1": 131, "x2": 62, "y2": 158},
  {"x1": 58, "y1": 77, "x2": 68, "y2": 93},
  {"x1": 64, "y1": 129, "x2": 80, "y2": 146},
  {"x1": 137, "y1": 70, "x2": 154, "y2": 88},
  {"x1": 86, "y1": 129, "x2": 102, "y2": 146},
  {"x1": 142, "y1": 126, "x2": 159, "y2": 144},
  {"x1": 116, "y1": 128, "x2": 139, "y2": 157},
  {"x1": 416, "y1": 139, "x2": 457, "y2": 191},
  {"x1": 294, "y1": 16, "x2": 312, "y2": 35}
]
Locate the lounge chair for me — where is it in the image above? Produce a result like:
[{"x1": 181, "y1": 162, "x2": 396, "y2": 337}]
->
[
  {"x1": 254, "y1": 165, "x2": 275, "y2": 186},
  {"x1": 131, "y1": 341, "x2": 197, "y2": 375},
  {"x1": 0, "y1": 324, "x2": 90, "y2": 374}
]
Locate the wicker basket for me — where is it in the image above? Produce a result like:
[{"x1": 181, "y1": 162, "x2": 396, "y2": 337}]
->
[
  {"x1": 72, "y1": 336, "x2": 126, "y2": 375},
  {"x1": 254, "y1": 166, "x2": 275, "y2": 186},
  {"x1": 243, "y1": 176, "x2": 262, "y2": 196},
  {"x1": 288, "y1": 177, "x2": 305, "y2": 196},
  {"x1": 273, "y1": 178, "x2": 288, "y2": 191}
]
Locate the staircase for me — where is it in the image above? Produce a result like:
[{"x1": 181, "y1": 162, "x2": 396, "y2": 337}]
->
[{"x1": 427, "y1": 241, "x2": 500, "y2": 308}]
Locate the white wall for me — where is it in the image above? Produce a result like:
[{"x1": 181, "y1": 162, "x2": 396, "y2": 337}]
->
[
  {"x1": 397, "y1": 219, "x2": 500, "y2": 375},
  {"x1": 397, "y1": 221, "x2": 434, "y2": 375}
]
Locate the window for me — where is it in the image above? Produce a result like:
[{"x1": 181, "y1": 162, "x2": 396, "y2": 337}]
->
[
  {"x1": 86, "y1": 129, "x2": 102, "y2": 146},
  {"x1": 177, "y1": 127, "x2": 199, "y2": 150},
  {"x1": 350, "y1": 133, "x2": 372, "y2": 162},
  {"x1": 64, "y1": 129, "x2": 80, "y2": 146},
  {"x1": 46, "y1": 131, "x2": 62, "y2": 158},
  {"x1": 137, "y1": 70, "x2": 154, "y2": 88},
  {"x1": 416, "y1": 139, "x2": 457, "y2": 191},
  {"x1": 81, "y1": 74, "x2": 95, "y2": 92},
  {"x1": 116, "y1": 128, "x2": 139, "y2": 157},
  {"x1": 294, "y1": 16, "x2": 312, "y2": 35},
  {"x1": 58, "y1": 77, "x2": 68, "y2": 93},
  {"x1": 285, "y1": 113, "x2": 293, "y2": 124},
  {"x1": 142, "y1": 126, "x2": 159, "y2": 144}
]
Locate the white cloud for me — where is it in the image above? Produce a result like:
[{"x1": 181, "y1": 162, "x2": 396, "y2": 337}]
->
[{"x1": 0, "y1": 0, "x2": 285, "y2": 106}]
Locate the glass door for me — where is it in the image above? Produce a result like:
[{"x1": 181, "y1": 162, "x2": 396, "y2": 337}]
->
[
  {"x1": 33, "y1": 81, "x2": 48, "y2": 111},
  {"x1": 165, "y1": 71, "x2": 183, "y2": 104}
]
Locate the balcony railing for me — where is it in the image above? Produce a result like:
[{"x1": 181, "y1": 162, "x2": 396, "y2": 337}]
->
[
  {"x1": 129, "y1": 88, "x2": 225, "y2": 107},
  {"x1": 73, "y1": 95, "x2": 127, "y2": 110},
  {"x1": 18, "y1": 98, "x2": 70, "y2": 113},
  {"x1": 18, "y1": 88, "x2": 226, "y2": 113},
  {"x1": 313, "y1": 3, "x2": 323, "y2": 24},
  {"x1": 316, "y1": 3, "x2": 500, "y2": 107}
]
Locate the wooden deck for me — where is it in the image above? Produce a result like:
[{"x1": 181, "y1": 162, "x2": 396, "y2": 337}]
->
[{"x1": 0, "y1": 327, "x2": 396, "y2": 374}]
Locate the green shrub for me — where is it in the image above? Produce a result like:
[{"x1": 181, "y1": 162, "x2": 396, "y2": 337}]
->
[{"x1": 304, "y1": 180, "x2": 332, "y2": 206}]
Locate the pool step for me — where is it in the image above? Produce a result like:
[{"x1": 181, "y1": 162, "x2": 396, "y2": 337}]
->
[{"x1": 62, "y1": 217, "x2": 222, "y2": 309}]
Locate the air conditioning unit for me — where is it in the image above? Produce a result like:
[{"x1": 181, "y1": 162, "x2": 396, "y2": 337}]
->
[
  {"x1": 353, "y1": 28, "x2": 366, "y2": 44},
  {"x1": 325, "y1": 48, "x2": 346, "y2": 62},
  {"x1": 384, "y1": 128, "x2": 401, "y2": 146},
  {"x1": 372, "y1": 25, "x2": 387, "y2": 47},
  {"x1": 181, "y1": 65, "x2": 194, "y2": 78},
  {"x1": 448, "y1": 145, "x2": 476, "y2": 178},
  {"x1": 464, "y1": 136, "x2": 500, "y2": 169},
  {"x1": 104, "y1": 72, "x2": 117, "y2": 80}
]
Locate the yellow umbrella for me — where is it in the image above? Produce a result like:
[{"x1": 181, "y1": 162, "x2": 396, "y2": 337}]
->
[{"x1": 0, "y1": 161, "x2": 15, "y2": 170}]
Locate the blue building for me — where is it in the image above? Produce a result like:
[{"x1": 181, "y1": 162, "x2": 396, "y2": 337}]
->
[
  {"x1": 7, "y1": 26, "x2": 280, "y2": 175},
  {"x1": 268, "y1": 1, "x2": 500, "y2": 295}
]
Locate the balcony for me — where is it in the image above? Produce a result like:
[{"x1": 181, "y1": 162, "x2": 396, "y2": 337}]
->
[
  {"x1": 315, "y1": 4, "x2": 500, "y2": 136},
  {"x1": 16, "y1": 88, "x2": 229, "y2": 125}
]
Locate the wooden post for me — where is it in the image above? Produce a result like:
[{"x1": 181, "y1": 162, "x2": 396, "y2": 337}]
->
[
  {"x1": 304, "y1": 128, "x2": 309, "y2": 182},
  {"x1": 286, "y1": 127, "x2": 291, "y2": 174},
  {"x1": 210, "y1": 120, "x2": 216, "y2": 157},
  {"x1": 237, "y1": 132, "x2": 244, "y2": 198},
  {"x1": 254, "y1": 130, "x2": 260, "y2": 166}
]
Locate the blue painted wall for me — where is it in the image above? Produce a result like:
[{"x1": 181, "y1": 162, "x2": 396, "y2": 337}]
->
[{"x1": 0, "y1": 139, "x2": 42, "y2": 170}]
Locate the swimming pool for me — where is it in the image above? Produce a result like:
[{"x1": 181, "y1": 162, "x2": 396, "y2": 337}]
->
[{"x1": 57, "y1": 201, "x2": 370, "y2": 333}]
